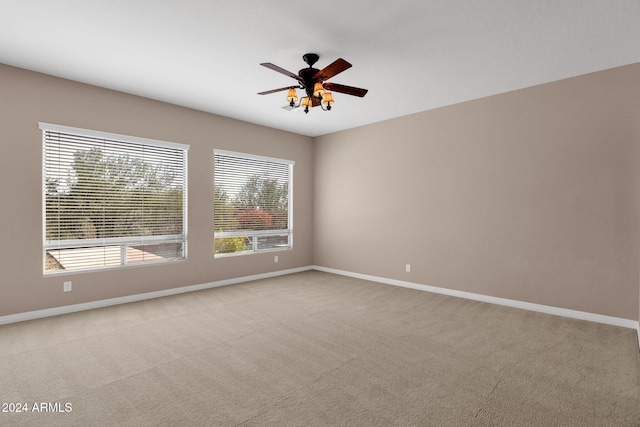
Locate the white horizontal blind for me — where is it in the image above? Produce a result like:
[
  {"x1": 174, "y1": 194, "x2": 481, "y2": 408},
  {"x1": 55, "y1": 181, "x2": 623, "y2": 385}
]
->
[
  {"x1": 214, "y1": 150, "x2": 293, "y2": 256},
  {"x1": 42, "y1": 124, "x2": 188, "y2": 273}
]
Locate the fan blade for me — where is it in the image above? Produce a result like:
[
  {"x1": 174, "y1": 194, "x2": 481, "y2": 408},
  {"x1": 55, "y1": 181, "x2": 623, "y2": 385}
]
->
[
  {"x1": 323, "y1": 82, "x2": 368, "y2": 97},
  {"x1": 314, "y1": 58, "x2": 352, "y2": 81},
  {"x1": 258, "y1": 86, "x2": 297, "y2": 95},
  {"x1": 260, "y1": 63, "x2": 300, "y2": 80}
]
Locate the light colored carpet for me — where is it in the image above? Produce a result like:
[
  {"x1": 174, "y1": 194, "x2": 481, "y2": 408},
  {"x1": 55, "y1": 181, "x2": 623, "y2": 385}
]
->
[{"x1": 0, "y1": 270, "x2": 638, "y2": 426}]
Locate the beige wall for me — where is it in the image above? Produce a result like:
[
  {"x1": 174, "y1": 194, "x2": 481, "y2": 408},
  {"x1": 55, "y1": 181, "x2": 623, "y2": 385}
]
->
[
  {"x1": 2, "y1": 62, "x2": 639, "y2": 324},
  {"x1": 0, "y1": 64, "x2": 313, "y2": 316},
  {"x1": 637, "y1": 105, "x2": 640, "y2": 331},
  {"x1": 314, "y1": 64, "x2": 640, "y2": 321}
]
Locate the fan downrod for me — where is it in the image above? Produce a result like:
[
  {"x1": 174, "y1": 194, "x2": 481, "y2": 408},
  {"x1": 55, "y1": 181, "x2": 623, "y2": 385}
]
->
[{"x1": 302, "y1": 53, "x2": 319, "y2": 67}]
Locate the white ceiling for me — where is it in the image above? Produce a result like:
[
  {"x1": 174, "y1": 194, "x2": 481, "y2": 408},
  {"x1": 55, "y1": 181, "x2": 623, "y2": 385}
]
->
[{"x1": 1, "y1": 1, "x2": 639, "y2": 137}]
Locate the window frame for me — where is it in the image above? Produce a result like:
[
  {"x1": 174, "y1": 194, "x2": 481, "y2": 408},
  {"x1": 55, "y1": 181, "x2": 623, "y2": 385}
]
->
[
  {"x1": 213, "y1": 149, "x2": 294, "y2": 258},
  {"x1": 41, "y1": 122, "x2": 189, "y2": 275}
]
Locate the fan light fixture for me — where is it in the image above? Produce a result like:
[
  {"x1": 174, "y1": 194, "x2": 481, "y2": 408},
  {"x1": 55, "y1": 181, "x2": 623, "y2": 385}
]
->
[
  {"x1": 258, "y1": 53, "x2": 368, "y2": 114},
  {"x1": 313, "y1": 82, "x2": 325, "y2": 98},
  {"x1": 286, "y1": 88, "x2": 298, "y2": 105},
  {"x1": 287, "y1": 86, "x2": 334, "y2": 113}
]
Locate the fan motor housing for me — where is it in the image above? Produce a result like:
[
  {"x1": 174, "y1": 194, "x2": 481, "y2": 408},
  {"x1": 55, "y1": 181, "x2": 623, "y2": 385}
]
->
[{"x1": 298, "y1": 67, "x2": 320, "y2": 97}]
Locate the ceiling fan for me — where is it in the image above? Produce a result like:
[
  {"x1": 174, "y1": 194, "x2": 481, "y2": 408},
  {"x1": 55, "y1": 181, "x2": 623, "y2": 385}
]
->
[{"x1": 258, "y1": 53, "x2": 368, "y2": 113}]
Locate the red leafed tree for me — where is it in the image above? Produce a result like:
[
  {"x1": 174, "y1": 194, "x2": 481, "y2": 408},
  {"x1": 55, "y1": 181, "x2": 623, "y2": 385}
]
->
[{"x1": 235, "y1": 208, "x2": 274, "y2": 230}]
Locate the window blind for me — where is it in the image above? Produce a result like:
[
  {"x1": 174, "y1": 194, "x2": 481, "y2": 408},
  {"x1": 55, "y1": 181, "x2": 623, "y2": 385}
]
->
[
  {"x1": 214, "y1": 150, "x2": 293, "y2": 256},
  {"x1": 42, "y1": 123, "x2": 188, "y2": 273}
]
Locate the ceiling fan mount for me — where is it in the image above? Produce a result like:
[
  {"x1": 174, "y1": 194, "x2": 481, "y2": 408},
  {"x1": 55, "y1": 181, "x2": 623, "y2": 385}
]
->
[
  {"x1": 302, "y1": 53, "x2": 319, "y2": 67},
  {"x1": 258, "y1": 53, "x2": 368, "y2": 113}
]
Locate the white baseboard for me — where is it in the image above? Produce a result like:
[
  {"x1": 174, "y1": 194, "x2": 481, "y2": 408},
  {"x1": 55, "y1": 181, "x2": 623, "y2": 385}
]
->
[
  {"x1": 312, "y1": 265, "x2": 640, "y2": 332},
  {"x1": 0, "y1": 266, "x2": 313, "y2": 326}
]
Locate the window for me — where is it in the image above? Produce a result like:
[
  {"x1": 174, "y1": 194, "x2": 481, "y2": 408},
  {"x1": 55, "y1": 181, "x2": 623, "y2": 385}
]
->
[
  {"x1": 42, "y1": 123, "x2": 188, "y2": 274},
  {"x1": 214, "y1": 150, "x2": 293, "y2": 256}
]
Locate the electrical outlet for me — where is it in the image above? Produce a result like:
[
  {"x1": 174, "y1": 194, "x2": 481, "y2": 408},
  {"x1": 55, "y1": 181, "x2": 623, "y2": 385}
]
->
[
  {"x1": 274, "y1": 255, "x2": 279, "y2": 263},
  {"x1": 405, "y1": 264, "x2": 411, "y2": 273},
  {"x1": 63, "y1": 281, "x2": 72, "y2": 292}
]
